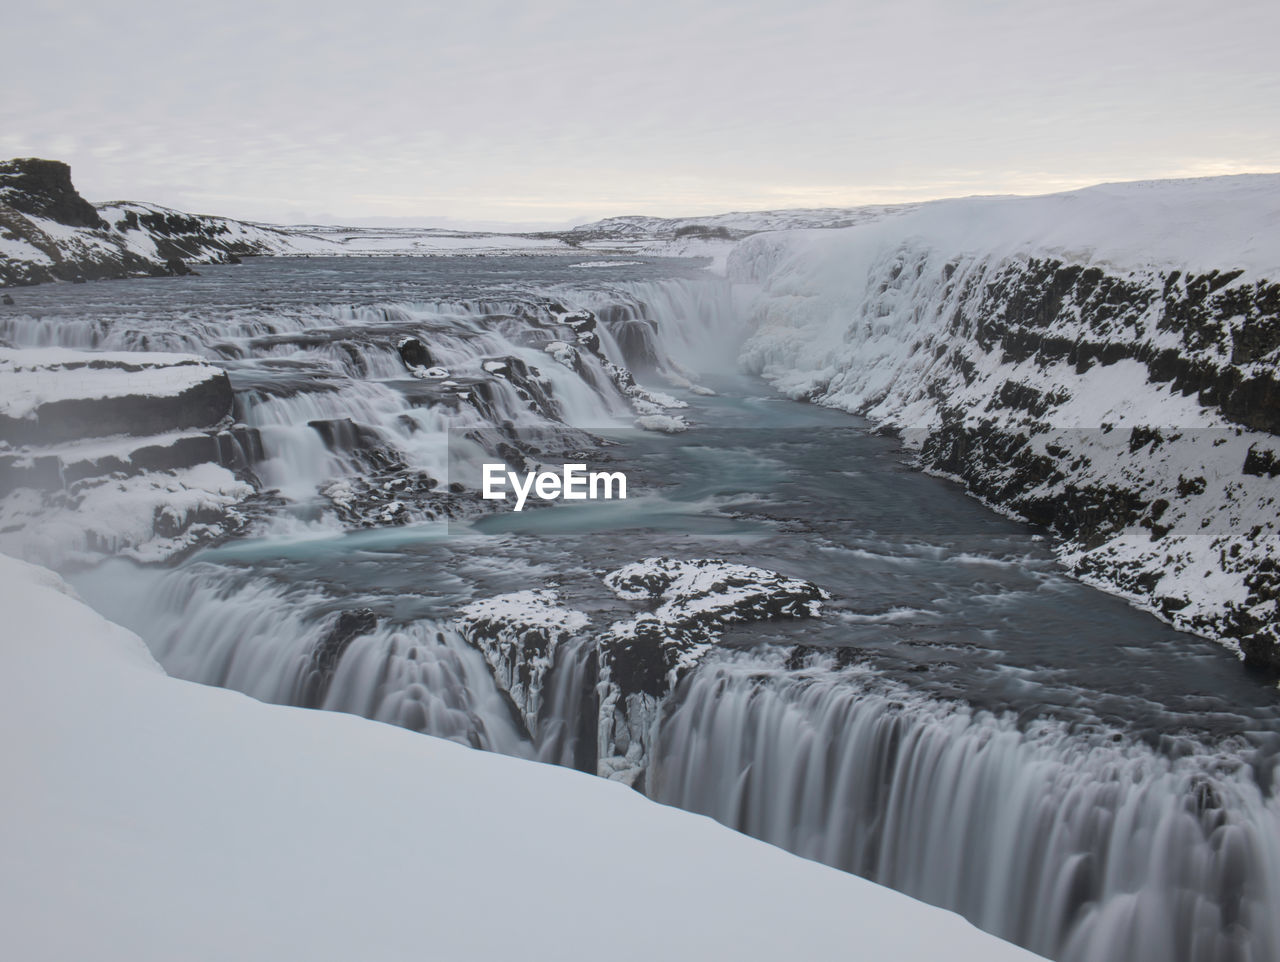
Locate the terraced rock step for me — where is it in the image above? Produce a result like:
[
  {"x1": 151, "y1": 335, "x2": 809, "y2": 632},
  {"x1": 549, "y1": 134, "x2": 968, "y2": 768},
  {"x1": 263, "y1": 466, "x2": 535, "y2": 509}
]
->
[
  {"x1": 0, "y1": 347, "x2": 259, "y2": 565},
  {"x1": 0, "y1": 348, "x2": 233, "y2": 443}
]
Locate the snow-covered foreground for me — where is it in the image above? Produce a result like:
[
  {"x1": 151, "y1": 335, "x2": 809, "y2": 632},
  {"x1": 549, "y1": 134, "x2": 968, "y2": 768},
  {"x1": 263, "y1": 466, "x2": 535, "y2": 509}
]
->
[{"x1": 0, "y1": 551, "x2": 1042, "y2": 962}]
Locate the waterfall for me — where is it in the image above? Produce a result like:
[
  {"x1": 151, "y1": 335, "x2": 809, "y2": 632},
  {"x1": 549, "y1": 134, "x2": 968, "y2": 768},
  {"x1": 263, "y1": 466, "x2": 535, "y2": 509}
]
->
[
  {"x1": 0, "y1": 282, "x2": 745, "y2": 513},
  {"x1": 649, "y1": 655, "x2": 1280, "y2": 962},
  {"x1": 99, "y1": 561, "x2": 533, "y2": 758},
  {"x1": 570, "y1": 276, "x2": 748, "y2": 380},
  {"x1": 534, "y1": 636, "x2": 599, "y2": 773}
]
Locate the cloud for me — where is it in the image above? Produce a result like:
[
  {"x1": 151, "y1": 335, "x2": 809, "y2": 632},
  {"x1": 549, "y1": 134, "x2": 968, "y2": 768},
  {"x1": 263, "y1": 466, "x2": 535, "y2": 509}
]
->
[{"x1": 5, "y1": 0, "x2": 1278, "y2": 221}]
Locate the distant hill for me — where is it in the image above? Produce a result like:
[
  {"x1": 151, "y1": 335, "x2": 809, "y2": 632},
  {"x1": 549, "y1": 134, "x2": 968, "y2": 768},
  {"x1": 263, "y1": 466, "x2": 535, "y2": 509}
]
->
[{"x1": 0, "y1": 157, "x2": 921, "y2": 288}]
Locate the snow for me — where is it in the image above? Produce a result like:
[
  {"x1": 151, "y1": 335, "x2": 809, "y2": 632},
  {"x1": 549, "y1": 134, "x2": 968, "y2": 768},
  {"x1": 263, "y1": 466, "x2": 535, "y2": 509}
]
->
[
  {"x1": 731, "y1": 175, "x2": 1280, "y2": 292},
  {"x1": 0, "y1": 552, "x2": 1041, "y2": 962},
  {"x1": 634, "y1": 413, "x2": 689, "y2": 433},
  {"x1": 97, "y1": 202, "x2": 574, "y2": 258},
  {"x1": 604, "y1": 557, "x2": 828, "y2": 625},
  {"x1": 0, "y1": 347, "x2": 224, "y2": 419},
  {"x1": 459, "y1": 588, "x2": 590, "y2": 638},
  {"x1": 0, "y1": 462, "x2": 253, "y2": 568},
  {"x1": 0, "y1": 231, "x2": 49, "y2": 264}
]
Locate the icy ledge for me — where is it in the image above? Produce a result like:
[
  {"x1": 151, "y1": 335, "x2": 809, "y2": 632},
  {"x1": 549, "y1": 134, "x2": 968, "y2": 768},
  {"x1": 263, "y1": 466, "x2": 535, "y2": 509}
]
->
[{"x1": 0, "y1": 552, "x2": 1040, "y2": 962}]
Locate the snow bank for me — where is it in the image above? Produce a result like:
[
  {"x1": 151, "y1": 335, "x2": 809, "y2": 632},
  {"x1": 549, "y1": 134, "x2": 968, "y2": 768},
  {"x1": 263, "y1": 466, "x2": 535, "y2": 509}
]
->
[
  {"x1": 0, "y1": 552, "x2": 1041, "y2": 962},
  {"x1": 731, "y1": 174, "x2": 1280, "y2": 286}
]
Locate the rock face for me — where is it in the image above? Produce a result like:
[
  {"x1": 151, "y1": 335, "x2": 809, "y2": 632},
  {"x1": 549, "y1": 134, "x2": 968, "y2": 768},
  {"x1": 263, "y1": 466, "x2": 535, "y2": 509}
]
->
[
  {"x1": 0, "y1": 158, "x2": 106, "y2": 229},
  {"x1": 595, "y1": 559, "x2": 828, "y2": 785},
  {"x1": 0, "y1": 158, "x2": 284, "y2": 287},
  {"x1": 600, "y1": 558, "x2": 828, "y2": 695},
  {"x1": 733, "y1": 180, "x2": 1280, "y2": 672},
  {"x1": 454, "y1": 559, "x2": 828, "y2": 787},
  {"x1": 456, "y1": 590, "x2": 590, "y2": 735},
  {"x1": 0, "y1": 350, "x2": 234, "y2": 444}
]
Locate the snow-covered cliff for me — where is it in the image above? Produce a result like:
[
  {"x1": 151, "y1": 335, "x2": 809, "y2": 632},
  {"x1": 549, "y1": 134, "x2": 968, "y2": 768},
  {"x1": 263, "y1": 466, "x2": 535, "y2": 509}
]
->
[{"x1": 730, "y1": 174, "x2": 1280, "y2": 669}]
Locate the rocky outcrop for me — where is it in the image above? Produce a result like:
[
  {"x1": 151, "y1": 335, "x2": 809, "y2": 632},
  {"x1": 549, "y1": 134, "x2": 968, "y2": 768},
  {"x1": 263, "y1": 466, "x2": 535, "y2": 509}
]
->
[
  {"x1": 456, "y1": 590, "x2": 590, "y2": 734},
  {"x1": 396, "y1": 336, "x2": 436, "y2": 373},
  {"x1": 0, "y1": 352, "x2": 234, "y2": 444},
  {"x1": 0, "y1": 159, "x2": 106, "y2": 229},
  {"x1": 0, "y1": 158, "x2": 284, "y2": 287},
  {"x1": 595, "y1": 559, "x2": 827, "y2": 784},
  {"x1": 454, "y1": 559, "x2": 828, "y2": 787},
  {"x1": 0, "y1": 427, "x2": 261, "y2": 497},
  {"x1": 0, "y1": 347, "x2": 260, "y2": 566}
]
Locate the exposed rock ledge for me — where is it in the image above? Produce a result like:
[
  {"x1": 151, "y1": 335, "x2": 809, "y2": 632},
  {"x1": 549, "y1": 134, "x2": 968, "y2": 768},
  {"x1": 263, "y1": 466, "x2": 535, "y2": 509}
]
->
[
  {"x1": 0, "y1": 348, "x2": 234, "y2": 442},
  {"x1": 0, "y1": 347, "x2": 259, "y2": 567},
  {"x1": 457, "y1": 558, "x2": 828, "y2": 787}
]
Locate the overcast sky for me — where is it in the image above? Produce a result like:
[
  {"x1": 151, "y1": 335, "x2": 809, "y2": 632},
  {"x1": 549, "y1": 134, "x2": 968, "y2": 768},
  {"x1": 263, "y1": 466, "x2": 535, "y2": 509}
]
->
[{"x1": 5, "y1": 0, "x2": 1278, "y2": 227}]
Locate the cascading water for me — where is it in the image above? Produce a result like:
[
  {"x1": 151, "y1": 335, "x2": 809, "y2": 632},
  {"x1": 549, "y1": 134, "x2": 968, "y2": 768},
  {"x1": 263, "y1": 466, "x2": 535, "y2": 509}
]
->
[
  {"x1": 105, "y1": 561, "x2": 532, "y2": 758},
  {"x1": 649, "y1": 656, "x2": 1280, "y2": 962}
]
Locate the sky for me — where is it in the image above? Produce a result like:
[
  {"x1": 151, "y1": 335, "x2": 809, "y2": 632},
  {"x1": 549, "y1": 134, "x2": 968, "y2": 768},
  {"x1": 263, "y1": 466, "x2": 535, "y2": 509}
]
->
[{"x1": 4, "y1": 0, "x2": 1279, "y2": 228}]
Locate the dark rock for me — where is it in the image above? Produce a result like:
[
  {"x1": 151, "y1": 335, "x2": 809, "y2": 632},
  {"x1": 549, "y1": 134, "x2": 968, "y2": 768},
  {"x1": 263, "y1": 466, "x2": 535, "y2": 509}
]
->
[
  {"x1": 600, "y1": 558, "x2": 829, "y2": 699},
  {"x1": 1243, "y1": 444, "x2": 1280, "y2": 478},
  {"x1": 397, "y1": 336, "x2": 435, "y2": 371},
  {"x1": 0, "y1": 366, "x2": 234, "y2": 444},
  {"x1": 0, "y1": 425, "x2": 262, "y2": 496},
  {"x1": 455, "y1": 590, "x2": 589, "y2": 737},
  {"x1": 0, "y1": 158, "x2": 106, "y2": 228},
  {"x1": 0, "y1": 453, "x2": 62, "y2": 495},
  {"x1": 454, "y1": 559, "x2": 829, "y2": 784},
  {"x1": 296, "y1": 609, "x2": 378, "y2": 708},
  {"x1": 1239, "y1": 625, "x2": 1280, "y2": 674}
]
